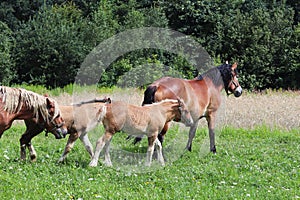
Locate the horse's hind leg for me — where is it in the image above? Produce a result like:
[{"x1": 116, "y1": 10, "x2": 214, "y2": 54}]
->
[
  {"x1": 79, "y1": 133, "x2": 94, "y2": 158},
  {"x1": 89, "y1": 131, "x2": 112, "y2": 167},
  {"x1": 103, "y1": 138, "x2": 112, "y2": 166},
  {"x1": 58, "y1": 132, "x2": 79, "y2": 163},
  {"x1": 186, "y1": 120, "x2": 199, "y2": 151}
]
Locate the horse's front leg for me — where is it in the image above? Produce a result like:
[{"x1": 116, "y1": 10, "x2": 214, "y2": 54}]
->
[
  {"x1": 89, "y1": 131, "x2": 112, "y2": 167},
  {"x1": 146, "y1": 134, "x2": 157, "y2": 167},
  {"x1": 20, "y1": 120, "x2": 43, "y2": 161},
  {"x1": 186, "y1": 120, "x2": 199, "y2": 151},
  {"x1": 155, "y1": 138, "x2": 165, "y2": 166},
  {"x1": 27, "y1": 143, "x2": 37, "y2": 161},
  {"x1": 58, "y1": 131, "x2": 79, "y2": 163},
  {"x1": 207, "y1": 112, "x2": 216, "y2": 153}
]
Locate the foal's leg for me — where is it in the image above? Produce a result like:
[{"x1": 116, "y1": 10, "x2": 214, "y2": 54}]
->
[
  {"x1": 103, "y1": 138, "x2": 113, "y2": 166},
  {"x1": 79, "y1": 133, "x2": 94, "y2": 158},
  {"x1": 58, "y1": 131, "x2": 80, "y2": 162},
  {"x1": 186, "y1": 120, "x2": 199, "y2": 151},
  {"x1": 155, "y1": 138, "x2": 165, "y2": 166},
  {"x1": 89, "y1": 131, "x2": 113, "y2": 167},
  {"x1": 146, "y1": 134, "x2": 157, "y2": 167}
]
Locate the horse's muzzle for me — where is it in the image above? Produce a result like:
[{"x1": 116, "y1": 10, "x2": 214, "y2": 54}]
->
[
  {"x1": 234, "y1": 86, "x2": 242, "y2": 97},
  {"x1": 54, "y1": 128, "x2": 68, "y2": 139}
]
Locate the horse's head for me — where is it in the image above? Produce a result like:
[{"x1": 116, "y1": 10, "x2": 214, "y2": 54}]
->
[
  {"x1": 227, "y1": 62, "x2": 242, "y2": 97},
  {"x1": 176, "y1": 98, "x2": 194, "y2": 127},
  {"x1": 44, "y1": 98, "x2": 68, "y2": 139}
]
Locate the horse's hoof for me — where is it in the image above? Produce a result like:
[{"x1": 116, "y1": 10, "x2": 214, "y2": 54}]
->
[
  {"x1": 30, "y1": 155, "x2": 37, "y2": 162},
  {"x1": 185, "y1": 146, "x2": 192, "y2": 152},
  {"x1": 89, "y1": 161, "x2": 98, "y2": 167},
  {"x1": 211, "y1": 147, "x2": 217, "y2": 154}
]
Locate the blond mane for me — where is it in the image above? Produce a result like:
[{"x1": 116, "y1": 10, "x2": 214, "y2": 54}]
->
[{"x1": 0, "y1": 86, "x2": 60, "y2": 122}]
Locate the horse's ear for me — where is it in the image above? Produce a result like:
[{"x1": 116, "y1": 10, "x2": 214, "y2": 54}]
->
[
  {"x1": 44, "y1": 93, "x2": 49, "y2": 97},
  {"x1": 46, "y1": 98, "x2": 55, "y2": 109},
  {"x1": 177, "y1": 98, "x2": 183, "y2": 107},
  {"x1": 231, "y1": 62, "x2": 238, "y2": 70}
]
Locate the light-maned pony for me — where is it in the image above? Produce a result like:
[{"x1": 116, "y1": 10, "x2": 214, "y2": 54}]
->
[
  {"x1": 140, "y1": 62, "x2": 242, "y2": 153},
  {"x1": 89, "y1": 99, "x2": 193, "y2": 167},
  {"x1": 0, "y1": 86, "x2": 67, "y2": 160}
]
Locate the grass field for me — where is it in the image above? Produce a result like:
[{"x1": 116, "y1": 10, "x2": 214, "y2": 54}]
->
[{"x1": 0, "y1": 88, "x2": 299, "y2": 199}]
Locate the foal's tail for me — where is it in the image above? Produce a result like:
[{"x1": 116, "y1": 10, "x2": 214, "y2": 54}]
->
[{"x1": 142, "y1": 85, "x2": 157, "y2": 105}]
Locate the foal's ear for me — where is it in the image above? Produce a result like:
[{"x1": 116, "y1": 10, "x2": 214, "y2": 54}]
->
[
  {"x1": 177, "y1": 98, "x2": 184, "y2": 107},
  {"x1": 231, "y1": 62, "x2": 238, "y2": 70}
]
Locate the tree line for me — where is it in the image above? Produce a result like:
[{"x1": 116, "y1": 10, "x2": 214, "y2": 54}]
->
[{"x1": 0, "y1": 0, "x2": 299, "y2": 90}]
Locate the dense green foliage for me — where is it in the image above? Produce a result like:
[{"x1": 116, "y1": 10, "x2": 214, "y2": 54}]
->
[
  {"x1": 0, "y1": 0, "x2": 299, "y2": 90},
  {"x1": 0, "y1": 125, "x2": 299, "y2": 199}
]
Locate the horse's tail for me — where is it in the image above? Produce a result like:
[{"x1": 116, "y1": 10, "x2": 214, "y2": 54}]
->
[{"x1": 142, "y1": 85, "x2": 157, "y2": 105}]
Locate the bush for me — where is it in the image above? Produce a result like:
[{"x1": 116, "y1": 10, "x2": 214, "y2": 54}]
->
[{"x1": 0, "y1": 21, "x2": 16, "y2": 85}]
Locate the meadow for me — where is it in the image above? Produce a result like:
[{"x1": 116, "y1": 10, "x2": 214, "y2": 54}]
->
[{"x1": 0, "y1": 87, "x2": 299, "y2": 199}]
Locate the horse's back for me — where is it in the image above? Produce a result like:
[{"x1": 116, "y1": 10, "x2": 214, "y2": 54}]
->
[{"x1": 146, "y1": 77, "x2": 211, "y2": 119}]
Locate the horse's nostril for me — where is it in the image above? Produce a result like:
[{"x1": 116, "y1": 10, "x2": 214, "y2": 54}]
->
[{"x1": 234, "y1": 91, "x2": 242, "y2": 97}]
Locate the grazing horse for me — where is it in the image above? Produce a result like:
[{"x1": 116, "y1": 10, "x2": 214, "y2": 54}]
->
[
  {"x1": 140, "y1": 62, "x2": 242, "y2": 153},
  {"x1": 89, "y1": 99, "x2": 193, "y2": 167},
  {"x1": 0, "y1": 86, "x2": 67, "y2": 160},
  {"x1": 20, "y1": 98, "x2": 110, "y2": 162}
]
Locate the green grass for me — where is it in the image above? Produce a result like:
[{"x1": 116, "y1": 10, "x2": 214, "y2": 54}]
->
[{"x1": 0, "y1": 125, "x2": 299, "y2": 200}]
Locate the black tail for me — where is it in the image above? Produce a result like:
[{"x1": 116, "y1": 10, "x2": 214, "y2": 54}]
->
[{"x1": 142, "y1": 85, "x2": 157, "y2": 105}]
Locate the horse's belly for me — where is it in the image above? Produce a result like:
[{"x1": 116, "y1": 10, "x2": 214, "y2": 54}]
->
[{"x1": 122, "y1": 124, "x2": 147, "y2": 135}]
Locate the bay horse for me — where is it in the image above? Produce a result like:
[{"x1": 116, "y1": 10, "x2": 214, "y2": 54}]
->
[
  {"x1": 89, "y1": 99, "x2": 193, "y2": 167},
  {"x1": 20, "y1": 98, "x2": 110, "y2": 162},
  {"x1": 0, "y1": 86, "x2": 67, "y2": 159},
  {"x1": 140, "y1": 62, "x2": 242, "y2": 153}
]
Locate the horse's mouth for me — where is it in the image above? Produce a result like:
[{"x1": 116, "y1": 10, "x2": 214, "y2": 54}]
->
[{"x1": 234, "y1": 86, "x2": 242, "y2": 97}]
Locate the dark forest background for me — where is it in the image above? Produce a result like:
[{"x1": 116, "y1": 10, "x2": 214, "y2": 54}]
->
[{"x1": 0, "y1": 0, "x2": 299, "y2": 90}]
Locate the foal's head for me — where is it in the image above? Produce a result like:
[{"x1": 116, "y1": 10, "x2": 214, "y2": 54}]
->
[
  {"x1": 43, "y1": 98, "x2": 68, "y2": 139},
  {"x1": 173, "y1": 99, "x2": 193, "y2": 127}
]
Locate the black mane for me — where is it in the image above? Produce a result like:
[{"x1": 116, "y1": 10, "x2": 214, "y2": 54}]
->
[
  {"x1": 196, "y1": 63, "x2": 235, "y2": 92},
  {"x1": 217, "y1": 63, "x2": 234, "y2": 87}
]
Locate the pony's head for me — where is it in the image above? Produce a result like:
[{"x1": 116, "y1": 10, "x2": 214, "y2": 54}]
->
[
  {"x1": 175, "y1": 98, "x2": 194, "y2": 127},
  {"x1": 43, "y1": 98, "x2": 68, "y2": 139},
  {"x1": 218, "y1": 62, "x2": 243, "y2": 97}
]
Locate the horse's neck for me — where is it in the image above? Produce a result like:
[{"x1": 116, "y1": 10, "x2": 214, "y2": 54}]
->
[
  {"x1": 14, "y1": 105, "x2": 36, "y2": 120},
  {"x1": 204, "y1": 76, "x2": 224, "y2": 92},
  {"x1": 160, "y1": 104, "x2": 177, "y2": 121}
]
